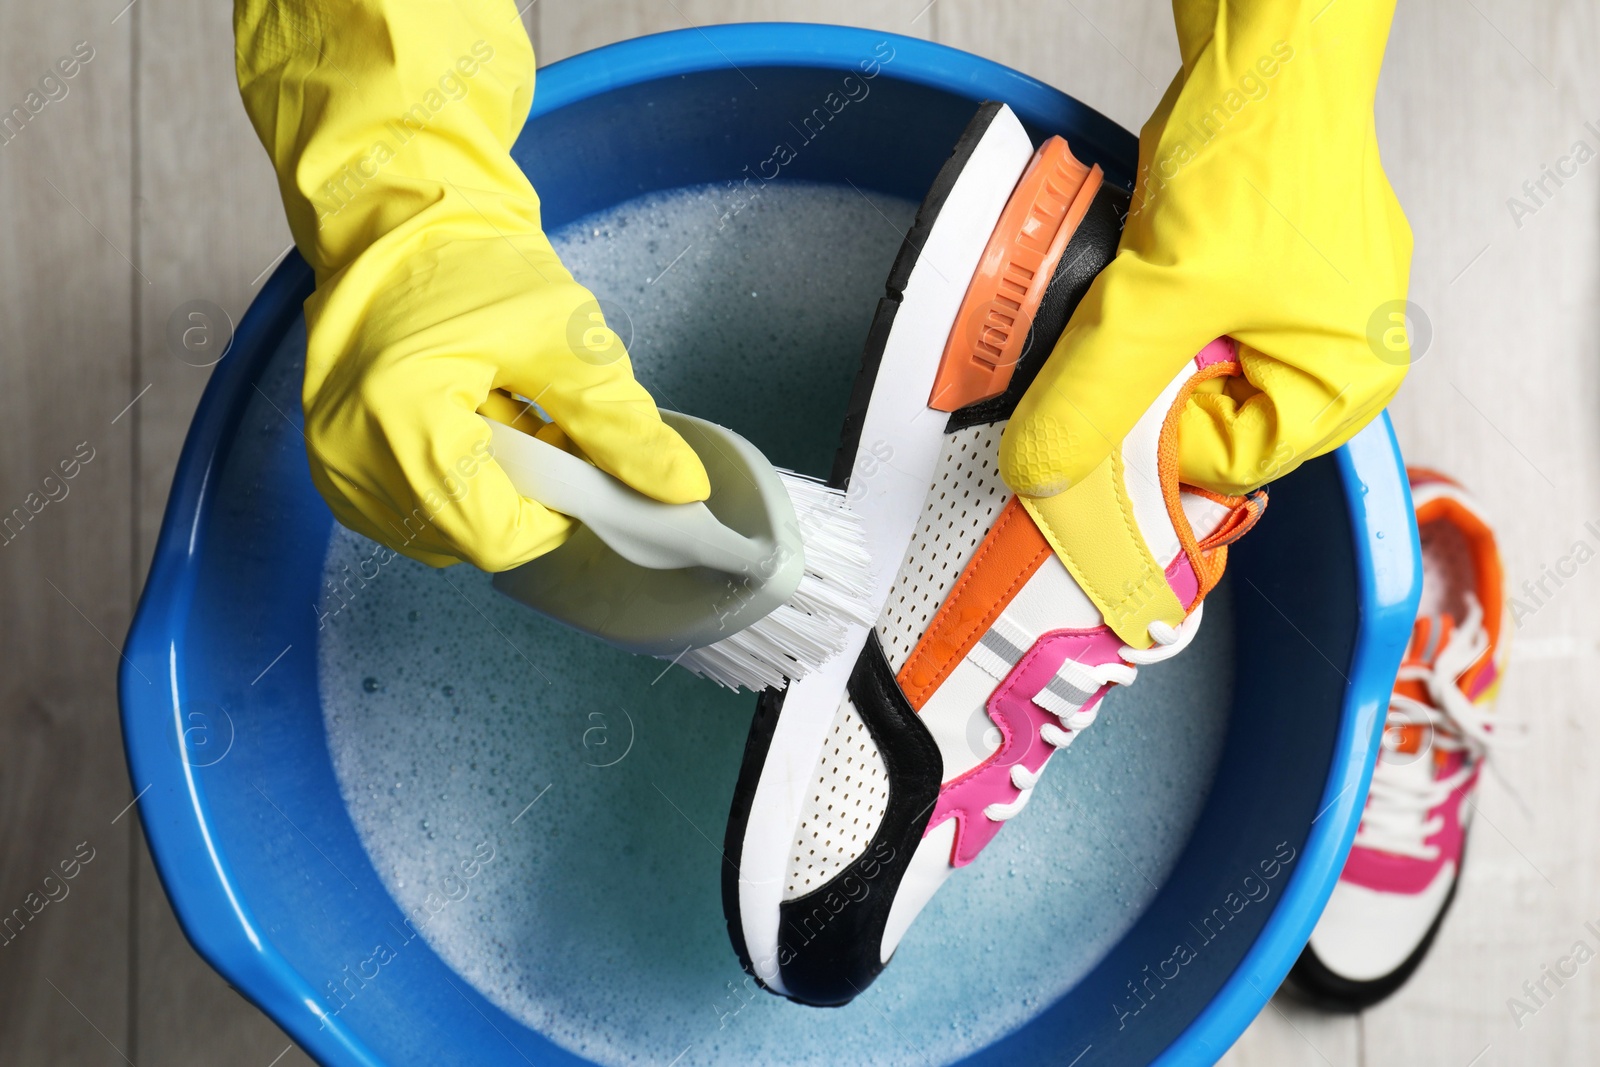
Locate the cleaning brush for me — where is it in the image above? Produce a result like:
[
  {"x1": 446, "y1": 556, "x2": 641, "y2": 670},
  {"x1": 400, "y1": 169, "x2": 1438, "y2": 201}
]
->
[{"x1": 487, "y1": 412, "x2": 876, "y2": 692}]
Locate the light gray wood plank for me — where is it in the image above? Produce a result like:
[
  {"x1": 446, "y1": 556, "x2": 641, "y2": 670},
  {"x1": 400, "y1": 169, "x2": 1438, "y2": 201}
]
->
[
  {"x1": 133, "y1": 0, "x2": 291, "y2": 585},
  {"x1": 135, "y1": 842, "x2": 316, "y2": 1066},
  {"x1": 521, "y1": 3, "x2": 541, "y2": 65},
  {"x1": 130, "y1": 0, "x2": 303, "y2": 1062},
  {"x1": 537, "y1": 0, "x2": 932, "y2": 66},
  {"x1": 1218, "y1": 997, "x2": 1361, "y2": 1067},
  {"x1": 936, "y1": 0, "x2": 1176, "y2": 136},
  {"x1": 0, "y1": 4, "x2": 135, "y2": 1064}
]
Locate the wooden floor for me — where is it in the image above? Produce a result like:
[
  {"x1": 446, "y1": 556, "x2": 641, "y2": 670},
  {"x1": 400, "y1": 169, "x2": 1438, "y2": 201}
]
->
[{"x1": 0, "y1": 1, "x2": 1592, "y2": 1063}]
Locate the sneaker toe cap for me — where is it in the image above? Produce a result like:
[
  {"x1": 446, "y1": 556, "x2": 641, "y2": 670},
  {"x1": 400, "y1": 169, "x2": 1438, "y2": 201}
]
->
[{"x1": 1308, "y1": 861, "x2": 1457, "y2": 983}]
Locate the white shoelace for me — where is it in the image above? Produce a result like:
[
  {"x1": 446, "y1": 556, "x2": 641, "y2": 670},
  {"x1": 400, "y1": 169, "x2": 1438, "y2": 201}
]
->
[
  {"x1": 1353, "y1": 596, "x2": 1498, "y2": 861},
  {"x1": 983, "y1": 604, "x2": 1205, "y2": 822}
]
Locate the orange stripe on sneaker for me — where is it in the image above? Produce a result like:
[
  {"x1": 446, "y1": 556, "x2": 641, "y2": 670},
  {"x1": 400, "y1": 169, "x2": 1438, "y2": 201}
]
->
[{"x1": 897, "y1": 496, "x2": 1052, "y2": 710}]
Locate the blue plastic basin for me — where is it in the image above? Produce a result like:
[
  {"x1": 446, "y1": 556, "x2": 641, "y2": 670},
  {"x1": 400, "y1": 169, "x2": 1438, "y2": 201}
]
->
[{"x1": 121, "y1": 23, "x2": 1420, "y2": 1067}]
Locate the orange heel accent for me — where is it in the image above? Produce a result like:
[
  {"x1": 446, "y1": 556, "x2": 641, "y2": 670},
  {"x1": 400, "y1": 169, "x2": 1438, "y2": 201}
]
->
[
  {"x1": 897, "y1": 497, "x2": 1053, "y2": 709},
  {"x1": 928, "y1": 137, "x2": 1102, "y2": 412}
]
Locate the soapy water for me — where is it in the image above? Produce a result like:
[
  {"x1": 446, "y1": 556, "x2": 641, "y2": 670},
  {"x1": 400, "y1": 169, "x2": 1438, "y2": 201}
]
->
[{"x1": 320, "y1": 181, "x2": 1234, "y2": 1066}]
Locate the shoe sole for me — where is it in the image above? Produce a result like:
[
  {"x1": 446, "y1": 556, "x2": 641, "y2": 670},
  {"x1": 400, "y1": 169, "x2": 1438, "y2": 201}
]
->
[
  {"x1": 722, "y1": 113, "x2": 1138, "y2": 1007},
  {"x1": 721, "y1": 105, "x2": 1141, "y2": 1005},
  {"x1": 929, "y1": 135, "x2": 1105, "y2": 413},
  {"x1": 721, "y1": 101, "x2": 1036, "y2": 1000}
]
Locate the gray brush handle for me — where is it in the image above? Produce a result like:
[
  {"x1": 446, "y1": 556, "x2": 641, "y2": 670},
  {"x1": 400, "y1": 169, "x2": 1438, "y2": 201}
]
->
[{"x1": 487, "y1": 419, "x2": 773, "y2": 575}]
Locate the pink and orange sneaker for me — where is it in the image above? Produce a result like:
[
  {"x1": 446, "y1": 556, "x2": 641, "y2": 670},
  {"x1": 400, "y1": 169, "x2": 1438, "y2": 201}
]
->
[
  {"x1": 1291, "y1": 469, "x2": 1507, "y2": 1009},
  {"x1": 718, "y1": 101, "x2": 1279, "y2": 1006},
  {"x1": 720, "y1": 101, "x2": 1272, "y2": 1008}
]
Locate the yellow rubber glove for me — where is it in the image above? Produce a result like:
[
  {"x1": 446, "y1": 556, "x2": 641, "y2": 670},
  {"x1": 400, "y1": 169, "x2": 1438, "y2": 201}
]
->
[
  {"x1": 1001, "y1": 0, "x2": 1413, "y2": 498},
  {"x1": 234, "y1": 0, "x2": 710, "y2": 570}
]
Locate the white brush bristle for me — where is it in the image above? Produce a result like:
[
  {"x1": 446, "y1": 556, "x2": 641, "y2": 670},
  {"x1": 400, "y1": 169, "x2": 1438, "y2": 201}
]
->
[{"x1": 669, "y1": 471, "x2": 875, "y2": 692}]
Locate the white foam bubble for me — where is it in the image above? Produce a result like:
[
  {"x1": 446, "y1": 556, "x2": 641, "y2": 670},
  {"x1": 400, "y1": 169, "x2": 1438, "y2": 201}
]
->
[{"x1": 320, "y1": 181, "x2": 1234, "y2": 1066}]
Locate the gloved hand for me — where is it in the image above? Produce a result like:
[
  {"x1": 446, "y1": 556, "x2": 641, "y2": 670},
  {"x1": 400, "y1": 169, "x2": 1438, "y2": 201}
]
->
[
  {"x1": 1001, "y1": 0, "x2": 1413, "y2": 498},
  {"x1": 234, "y1": 0, "x2": 709, "y2": 570}
]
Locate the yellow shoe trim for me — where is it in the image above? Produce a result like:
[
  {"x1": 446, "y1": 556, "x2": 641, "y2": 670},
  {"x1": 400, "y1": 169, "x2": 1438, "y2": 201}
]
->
[{"x1": 1020, "y1": 448, "x2": 1185, "y2": 650}]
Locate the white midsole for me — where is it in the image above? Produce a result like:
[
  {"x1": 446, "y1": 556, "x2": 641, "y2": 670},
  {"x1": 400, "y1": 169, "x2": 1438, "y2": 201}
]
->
[
  {"x1": 879, "y1": 818, "x2": 958, "y2": 962},
  {"x1": 735, "y1": 104, "x2": 1036, "y2": 995}
]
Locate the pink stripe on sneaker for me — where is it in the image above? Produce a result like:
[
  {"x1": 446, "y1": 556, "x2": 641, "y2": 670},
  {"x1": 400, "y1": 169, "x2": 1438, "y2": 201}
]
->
[
  {"x1": 927, "y1": 555, "x2": 1204, "y2": 867},
  {"x1": 1342, "y1": 752, "x2": 1477, "y2": 894},
  {"x1": 1193, "y1": 337, "x2": 1237, "y2": 369},
  {"x1": 926, "y1": 627, "x2": 1121, "y2": 866},
  {"x1": 1167, "y1": 552, "x2": 1200, "y2": 611}
]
